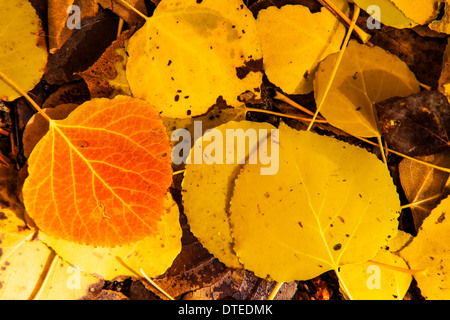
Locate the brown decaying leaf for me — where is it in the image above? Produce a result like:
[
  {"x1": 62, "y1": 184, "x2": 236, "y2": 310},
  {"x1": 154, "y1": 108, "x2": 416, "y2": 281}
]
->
[
  {"x1": 375, "y1": 90, "x2": 450, "y2": 156},
  {"x1": 369, "y1": 25, "x2": 447, "y2": 89},
  {"x1": 79, "y1": 28, "x2": 135, "y2": 98},
  {"x1": 23, "y1": 103, "x2": 79, "y2": 159},
  {"x1": 439, "y1": 37, "x2": 450, "y2": 96},
  {"x1": 47, "y1": 0, "x2": 99, "y2": 53},
  {"x1": 94, "y1": 0, "x2": 148, "y2": 27},
  {"x1": 43, "y1": 5, "x2": 119, "y2": 84},
  {"x1": 399, "y1": 151, "x2": 450, "y2": 230}
]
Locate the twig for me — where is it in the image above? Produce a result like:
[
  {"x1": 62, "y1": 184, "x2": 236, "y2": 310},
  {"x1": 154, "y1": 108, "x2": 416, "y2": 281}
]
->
[
  {"x1": 317, "y1": 0, "x2": 372, "y2": 45},
  {"x1": 268, "y1": 282, "x2": 283, "y2": 300},
  {"x1": 307, "y1": 5, "x2": 361, "y2": 131}
]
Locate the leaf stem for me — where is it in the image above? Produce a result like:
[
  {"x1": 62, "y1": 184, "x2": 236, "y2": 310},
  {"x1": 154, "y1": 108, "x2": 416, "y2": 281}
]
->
[
  {"x1": 0, "y1": 70, "x2": 53, "y2": 124},
  {"x1": 376, "y1": 135, "x2": 387, "y2": 165},
  {"x1": 357, "y1": 136, "x2": 450, "y2": 174},
  {"x1": 335, "y1": 268, "x2": 354, "y2": 300},
  {"x1": 244, "y1": 106, "x2": 327, "y2": 123},
  {"x1": 317, "y1": 0, "x2": 372, "y2": 44},
  {"x1": 114, "y1": 0, "x2": 149, "y2": 20},
  {"x1": 27, "y1": 250, "x2": 58, "y2": 300},
  {"x1": 140, "y1": 268, "x2": 175, "y2": 300},
  {"x1": 401, "y1": 194, "x2": 444, "y2": 210},
  {"x1": 367, "y1": 260, "x2": 427, "y2": 276},
  {"x1": 273, "y1": 91, "x2": 315, "y2": 117},
  {"x1": 306, "y1": 5, "x2": 360, "y2": 132},
  {"x1": 268, "y1": 282, "x2": 283, "y2": 300},
  {"x1": 172, "y1": 169, "x2": 185, "y2": 175}
]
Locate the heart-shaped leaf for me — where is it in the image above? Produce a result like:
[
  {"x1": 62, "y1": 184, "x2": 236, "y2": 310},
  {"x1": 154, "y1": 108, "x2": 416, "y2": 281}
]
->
[
  {"x1": 126, "y1": 0, "x2": 262, "y2": 118},
  {"x1": 23, "y1": 95, "x2": 173, "y2": 247},
  {"x1": 230, "y1": 124, "x2": 401, "y2": 281}
]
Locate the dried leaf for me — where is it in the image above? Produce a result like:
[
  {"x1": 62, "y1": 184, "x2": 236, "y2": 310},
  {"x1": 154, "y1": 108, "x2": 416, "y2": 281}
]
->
[
  {"x1": 375, "y1": 90, "x2": 450, "y2": 156},
  {"x1": 399, "y1": 151, "x2": 450, "y2": 230},
  {"x1": 23, "y1": 103, "x2": 79, "y2": 159},
  {"x1": 80, "y1": 28, "x2": 134, "y2": 98},
  {"x1": 47, "y1": 0, "x2": 99, "y2": 53},
  {"x1": 95, "y1": 0, "x2": 147, "y2": 27}
]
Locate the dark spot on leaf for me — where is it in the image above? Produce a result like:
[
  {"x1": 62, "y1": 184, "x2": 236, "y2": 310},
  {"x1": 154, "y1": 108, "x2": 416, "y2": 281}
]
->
[
  {"x1": 303, "y1": 71, "x2": 310, "y2": 80},
  {"x1": 174, "y1": 95, "x2": 180, "y2": 102},
  {"x1": 0, "y1": 212, "x2": 6, "y2": 220},
  {"x1": 333, "y1": 244, "x2": 342, "y2": 251},
  {"x1": 187, "y1": 110, "x2": 191, "y2": 116},
  {"x1": 196, "y1": 0, "x2": 202, "y2": 3},
  {"x1": 436, "y1": 212, "x2": 446, "y2": 224},
  {"x1": 168, "y1": 60, "x2": 172, "y2": 66},
  {"x1": 78, "y1": 140, "x2": 89, "y2": 148},
  {"x1": 236, "y1": 59, "x2": 263, "y2": 79},
  {"x1": 298, "y1": 221, "x2": 303, "y2": 228}
]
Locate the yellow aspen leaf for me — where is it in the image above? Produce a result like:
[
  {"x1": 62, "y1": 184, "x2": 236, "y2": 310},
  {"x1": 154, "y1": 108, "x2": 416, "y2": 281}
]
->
[
  {"x1": 338, "y1": 231, "x2": 413, "y2": 300},
  {"x1": 389, "y1": 0, "x2": 440, "y2": 25},
  {"x1": 256, "y1": 1, "x2": 348, "y2": 94},
  {"x1": 314, "y1": 40, "x2": 420, "y2": 138},
  {"x1": 126, "y1": 0, "x2": 263, "y2": 118},
  {"x1": 182, "y1": 120, "x2": 278, "y2": 269},
  {"x1": 34, "y1": 260, "x2": 101, "y2": 300},
  {"x1": 22, "y1": 95, "x2": 173, "y2": 248},
  {"x1": 39, "y1": 194, "x2": 182, "y2": 280},
  {"x1": 229, "y1": 124, "x2": 400, "y2": 282},
  {"x1": 352, "y1": 0, "x2": 417, "y2": 28},
  {"x1": 0, "y1": 209, "x2": 51, "y2": 299},
  {"x1": 400, "y1": 196, "x2": 450, "y2": 299},
  {"x1": 0, "y1": 0, "x2": 48, "y2": 101}
]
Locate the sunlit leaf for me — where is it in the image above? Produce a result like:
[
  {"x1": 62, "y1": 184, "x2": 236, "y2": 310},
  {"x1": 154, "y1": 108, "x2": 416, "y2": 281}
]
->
[
  {"x1": 39, "y1": 194, "x2": 182, "y2": 279},
  {"x1": 255, "y1": 1, "x2": 347, "y2": 94},
  {"x1": 229, "y1": 123, "x2": 400, "y2": 281},
  {"x1": 23, "y1": 95, "x2": 173, "y2": 247},
  {"x1": 339, "y1": 230, "x2": 412, "y2": 300},
  {"x1": 314, "y1": 40, "x2": 420, "y2": 137},
  {"x1": 182, "y1": 120, "x2": 278, "y2": 269},
  {"x1": 126, "y1": 0, "x2": 263, "y2": 118},
  {"x1": 0, "y1": 0, "x2": 47, "y2": 101},
  {"x1": 401, "y1": 196, "x2": 450, "y2": 299}
]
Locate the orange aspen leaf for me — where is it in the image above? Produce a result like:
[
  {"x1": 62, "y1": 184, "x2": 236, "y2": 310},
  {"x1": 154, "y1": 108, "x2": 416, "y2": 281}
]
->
[{"x1": 23, "y1": 95, "x2": 173, "y2": 247}]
